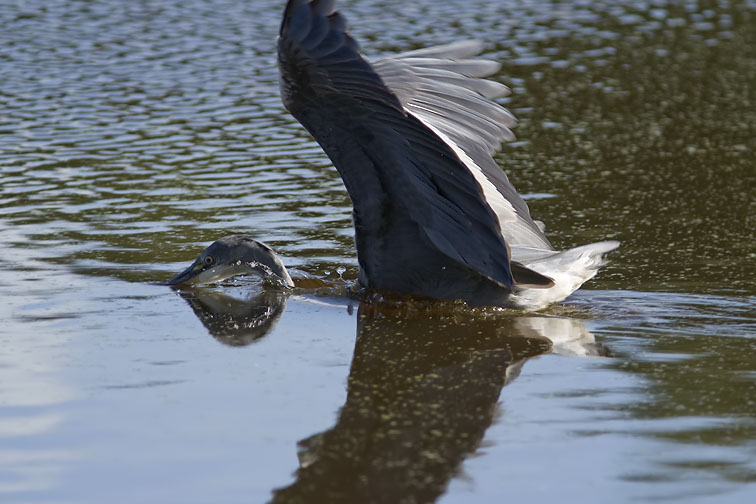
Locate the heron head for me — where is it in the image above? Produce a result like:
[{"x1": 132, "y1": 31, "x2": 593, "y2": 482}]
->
[{"x1": 166, "y1": 235, "x2": 294, "y2": 288}]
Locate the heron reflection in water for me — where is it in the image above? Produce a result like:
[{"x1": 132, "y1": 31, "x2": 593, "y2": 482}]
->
[
  {"x1": 168, "y1": 0, "x2": 619, "y2": 310},
  {"x1": 165, "y1": 282, "x2": 609, "y2": 502}
]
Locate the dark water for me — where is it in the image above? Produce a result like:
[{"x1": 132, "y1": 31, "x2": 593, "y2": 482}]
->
[{"x1": 1, "y1": 0, "x2": 754, "y2": 502}]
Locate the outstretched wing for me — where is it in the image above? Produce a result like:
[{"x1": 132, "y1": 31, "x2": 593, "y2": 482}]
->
[
  {"x1": 278, "y1": 0, "x2": 516, "y2": 289},
  {"x1": 373, "y1": 42, "x2": 553, "y2": 250}
]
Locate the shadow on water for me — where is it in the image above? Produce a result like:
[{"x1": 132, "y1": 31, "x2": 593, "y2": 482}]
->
[{"x1": 174, "y1": 284, "x2": 609, "y2": 503}]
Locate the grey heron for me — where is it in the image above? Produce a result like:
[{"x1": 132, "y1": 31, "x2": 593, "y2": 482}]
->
[
  {"x1": 167, "y1": 235, "x2": 294, "y2": 288},
  {"x1": 168, "y1": 0, "x2": 619, "y2": 311}
]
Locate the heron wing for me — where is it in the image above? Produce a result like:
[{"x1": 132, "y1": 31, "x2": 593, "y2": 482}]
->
[
  {"x1": 278, "y1": 0, "x2": 516, "y2": 289},
  {"x1": 372, "y1": 42, "x2": 553, "y2": 250}
]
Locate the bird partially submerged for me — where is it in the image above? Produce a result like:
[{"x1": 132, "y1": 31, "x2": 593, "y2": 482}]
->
[
  {"x1": 169, "y1": 1, "x2": 617, "y2": 310},
  {"x1": 167, "y1": 235, "x2": 294, "y2": 288},
  {"x1": 273, "y1": 0, "x2": 618, "y2": 310}
]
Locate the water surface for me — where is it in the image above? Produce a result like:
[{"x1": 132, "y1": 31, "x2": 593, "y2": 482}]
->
[{"x1": 1, "y1": 0, "x2": 754, "y2": 503}]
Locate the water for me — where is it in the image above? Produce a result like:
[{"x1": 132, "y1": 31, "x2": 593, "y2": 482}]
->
[{"x1": 1, "y1": 0, "x2": 754, "y2": 502}]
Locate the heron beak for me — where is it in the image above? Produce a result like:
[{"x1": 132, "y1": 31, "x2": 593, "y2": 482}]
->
[{"x1": 166, "y1": 259, "x2": 204, "y2": 286}]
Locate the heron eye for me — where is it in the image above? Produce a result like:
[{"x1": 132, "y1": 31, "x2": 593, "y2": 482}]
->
[{"x1": 203, "y1": 256, "x2": 214, "y2": 266}]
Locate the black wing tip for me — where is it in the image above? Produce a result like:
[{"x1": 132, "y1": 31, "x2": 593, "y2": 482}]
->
[
  {"x1": 280, "y1": 0, "x2": 361, "y2": 60},
  {"x1": 279, "y1": 0, "x2": 403, "y2": 113},
  {"x1": 281, "y1": 0, "x2": 343, "y2": 40},
  {"x1": 283, "y1": 0, "x2": 335, "y2": 18}
]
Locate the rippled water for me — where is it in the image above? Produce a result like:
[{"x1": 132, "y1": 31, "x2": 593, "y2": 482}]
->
[{"x1": 1, "y1": 0, "x2": 754, "y2": 503}]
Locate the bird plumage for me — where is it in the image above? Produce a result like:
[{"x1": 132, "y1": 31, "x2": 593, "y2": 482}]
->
[
  {"x1": 167, "y1": 235, "x2": 294, "y2": 288},
  {"x1": 277, "y1": 0, "x2": 619, "y2": 310}
]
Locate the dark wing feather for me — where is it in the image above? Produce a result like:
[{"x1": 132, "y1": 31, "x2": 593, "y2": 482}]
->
[
  {"x1": 372, "y1": 42, "x2": 553, "y2": 249},
  {"x1": 278, "y1": 0, "x2": 515, "y2": 291}
]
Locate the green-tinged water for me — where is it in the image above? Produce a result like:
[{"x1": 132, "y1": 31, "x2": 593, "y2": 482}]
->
[{"x1": 1, "y1": 1, "x2": 754, "y2": 503}]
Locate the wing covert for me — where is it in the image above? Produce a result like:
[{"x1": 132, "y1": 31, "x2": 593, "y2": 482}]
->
[{"x1": 373, "y1": 42, "x2": 553, "y2": 249}]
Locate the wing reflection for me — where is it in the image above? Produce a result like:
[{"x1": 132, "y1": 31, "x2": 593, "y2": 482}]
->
[
  {"x1": 514, "y1": 316, "x2": 612, "y2": 358},
  {"x1": 171, "y1": 286, "x2": 608, "y2": 502},
  {"x1": 173, "y1": 287, "x2": 288, "y2": 346},
  {"x1": 271, "y1": 303, "x2": 605, "y2": 504}
]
